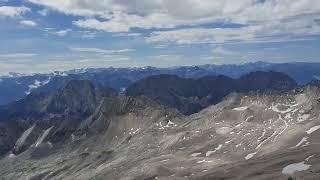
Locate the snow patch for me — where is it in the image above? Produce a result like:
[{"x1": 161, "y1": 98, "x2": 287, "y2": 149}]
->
[
  {"x1": 305, "y1": 155, "x2": 315, "y2": 161},
  {"x1": 197, "y1": 159, "x2": 213, "y2": 163},
  {"x1": 14, "y1": 125, "x2": 36, "y2": 151},
  {"x1": 206, "y1": 144, "x2": 223, "y2": 157},
  {"x1": 285, "y1": 113, "x2": 292, "y2": 120},
  {"x1": 160, "y1": 159, "x2": 170, "y2": 162},
  {"x1": 129, "y1": 128, "x2": 140, "y2": 135},
  {"x1": 306, "y1": 125, "x2": 320, "y2": 134},
  {"x1": 282, "y1": 162, "x2": 311, "y2": 175},
  {"x1": 35, "y1": 127, "x2": 53, "y2": 147},
  {"x1": 297, "y1": 114, "x2": 310, "y2": 122},
  {"x1": 191, "y1": 153, "x2": 202, "y2": 157},
  {"x1": 292, "y1": 137, "x2": 308, "y2": 148},
  {"x1": 245, "y1": 152, "x2": 257, "y2": 160},
  {"x1": 25, "y1": 79, "x2": 51, "y2": 95},
  {"x1": 52, "y1": 71, "x2": 68, "y2": 76},
  {"x1": 206, "y1": 151, "x2": 215, "y2": 157},
  {"x1": 233, "y1": 106, "x2": 248, "y2": 111},
  {"x1": 8, "y1": 153, "x2": 16, "y2": 158},
  {"x1": 273, "y1": 115, "x2": 288, "y2": 142},
  {"x1": 257, "y1": 128, "x2": 266, "y2": 142},
  {"x1": 164, "y1": 120, "x2": 177, "y2": 128},
  {"x1": 216, "y1": 127, "x2": 233, "y2": 135},
  {"x1": 271, "y1": 103, "x2": 298, "y2": 114},
  {"x1": 236, "y1": 143, "x2": 242, "y2": 148},
  {"x1": 157, "y1": 120, "x2": 177, "y2": 130}
]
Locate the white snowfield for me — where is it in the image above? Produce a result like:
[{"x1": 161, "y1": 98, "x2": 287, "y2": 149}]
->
[
  {"x1": 233, "y1": 106, "x2": 248, "y2": 111},
  {"x1": 35, "y1": 127, "x2": 53, "y2": 147},
  {"x1": 306, "y1": 125, "x2": 320, "y2": 134},
  {"x1": 206, "y1": 144, "x2": 223, "y2": 157},
  {"x1": 190, "y1": 153, "x2": 202, "y2": 157},
  {"x1": 297, "y1": 114, "x2": 310, "y2": 122},
  {"x1": 271, "y1": 103, "x2": 299, "y2": 114},
  {"x1": 293, "y1": 137, "x2": 309, "y2": 148},
  {"x1": 14, "y1": 125, "x2": 36, "y2": 151},
  {"x1": 245, "y1": 152, "x2": 257, "y2": 160},
  {"x1": 216, "y1": 127, "x2": 233, "y2": 135},
  {"x1": 156, "y1": 120, "x2": 177, "y2": 130},
  {"x1": 282, "y1": 162, "x2": 311, "y2": 175},
  {"x1": 25, "y1": 79, "x2": 51, "y2": 95}
]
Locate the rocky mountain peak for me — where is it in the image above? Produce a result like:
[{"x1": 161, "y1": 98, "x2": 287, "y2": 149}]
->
[
  {"x1": 46, "y1": 80, "x2": 116, "y2": 115},
  {"x1": 238, "y1": 71, "x2": 298, "y2": 91},
  {"x1": 126, "y1": 71, "x2": 298, "y2": 115}
]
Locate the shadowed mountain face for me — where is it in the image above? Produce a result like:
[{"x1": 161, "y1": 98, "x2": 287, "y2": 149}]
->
[
  {"x1": 126, "y1": 71, "x2": 298, "y2": 115},
  {"x1": 45, "y1": 80, "x2": 117, "y2": 115},
  {"x1": 238, "y1": 71, "x2": 299, "y2": 91},
  {"x1": 0, "y1": 67, "x2": 217, "y2": 106},
  {"x1": 0, "y1": 80, "x2": 117, "y2": 122}
]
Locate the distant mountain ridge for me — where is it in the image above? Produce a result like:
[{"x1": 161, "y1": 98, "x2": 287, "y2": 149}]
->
[
  {"x1": 1, "y1": 61, "x2": 320, "y2": 105},
  {"x1": 126, "y1": 71, "x2": 298, "y2": 115}
]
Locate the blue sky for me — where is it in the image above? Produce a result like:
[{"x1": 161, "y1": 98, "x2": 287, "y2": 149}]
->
[{"x1": 0, "y1": 0, "x2": 320, "y2": 74}]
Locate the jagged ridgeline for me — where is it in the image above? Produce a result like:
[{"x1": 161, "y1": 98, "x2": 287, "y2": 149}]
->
[
  {"x1": 126, "y1": 71, "x2": 297, "y2": 115},
  {"x1": 0, "y1": 72, "x2": 320, "y2": 179},
  {"x1": 2, "y1": 61, "x2": 320, "y2": 106}
]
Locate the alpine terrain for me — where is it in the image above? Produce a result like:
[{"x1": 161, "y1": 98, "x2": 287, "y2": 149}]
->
[{"x1": 0, "y1": 73, "x2": 319, "y2": 179}]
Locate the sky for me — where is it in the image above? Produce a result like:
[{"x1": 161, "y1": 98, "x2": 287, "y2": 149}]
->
[{"x1": 0, "y1": 0, "x2": 320, "y2": 74}]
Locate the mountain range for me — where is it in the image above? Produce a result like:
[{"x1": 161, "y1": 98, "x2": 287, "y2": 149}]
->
[
  {"x1": 0, "y1": 74, "x2": 320, "y2": 179},
  {"x1": 1, "y1": 61, "x2": 320, "y2": 105},
  {"x1": 126, "y1": 71, "x2": 297, "y2": 115}
]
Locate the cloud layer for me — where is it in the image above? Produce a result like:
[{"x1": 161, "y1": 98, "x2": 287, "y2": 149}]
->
[
  {"x1": 20, "y1": 20, "x2": 37, "y2": 27},
  {"x1": 0, "y1": 6, "x2": 30, "y2": 17},
  {"x1": 25, "y1": 0, "x2": 320, "y2": 44},
  {"x1": 0, "y1": 0, "x2": 320, "y2": 74}
]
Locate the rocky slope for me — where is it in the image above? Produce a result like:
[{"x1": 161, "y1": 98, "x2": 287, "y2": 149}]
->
[
  {"x1": 0, "y1": 80, "x2": 320, "y2": 179},
  {"x1": 0, "y1": 80, "x2": 118, "y2": 155},
  {"x1": 126, "y1": 71, "x2": 297, "y2": 115},
  {"x1": 0, "y1": 80, "x2": 117, "y2": 121}
]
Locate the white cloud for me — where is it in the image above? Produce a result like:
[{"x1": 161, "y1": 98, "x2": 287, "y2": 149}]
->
[
  {"x1": 146, "y1": 15, "x2": 320, "y2": 44},
  {"x1": 0, "y1": 53, "x2": 36, "y2": 58},
  {"x1": 38, "y1": 8, "x2": 49, "y2": 16},
  {"x1": 212, "y1": 47, "x2": 235, "y2": 55},
  {"x1": 0, "y1": 6, "x2": 30, "y2": 18},
  {"x1": 20, "y1": 20, "x2": 37, "y2": 27},
  {"x1": 146, "y1": 27, "x2": 255, "y2": 44},
  {"x1": 70, "y1": 47, "x2": 135, "y2": 54},
  {"x1": 27, "y1": 1, "x2": 320, "y2": 27},
  {"x1": 112, "y1": 33, "x2": 141, "y2": 37},
  {"x1": 52, "y1": 29, "x2": 72, "y2": 36},
  {"x1": 148, "y1": 54, "x2": 184, "y2": 62},
  {"x1": 25, "y1": 0, "x2": 320, "y2": 44},
  {"x1": 70, "y1": 47, "x2": 109, "y2": 54},
  {"x1": 73, "y1": 18, "x2": 130, "y2": 32},
  {"x1": 80, "y1": 31, "x2": 97, "y2": 39},
  {"x1": 43, "y1": 28, "x2": 72, "y2": 36},
  {"x1": 153, "y1": 44, "x2": 168, "y2": 49}
]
